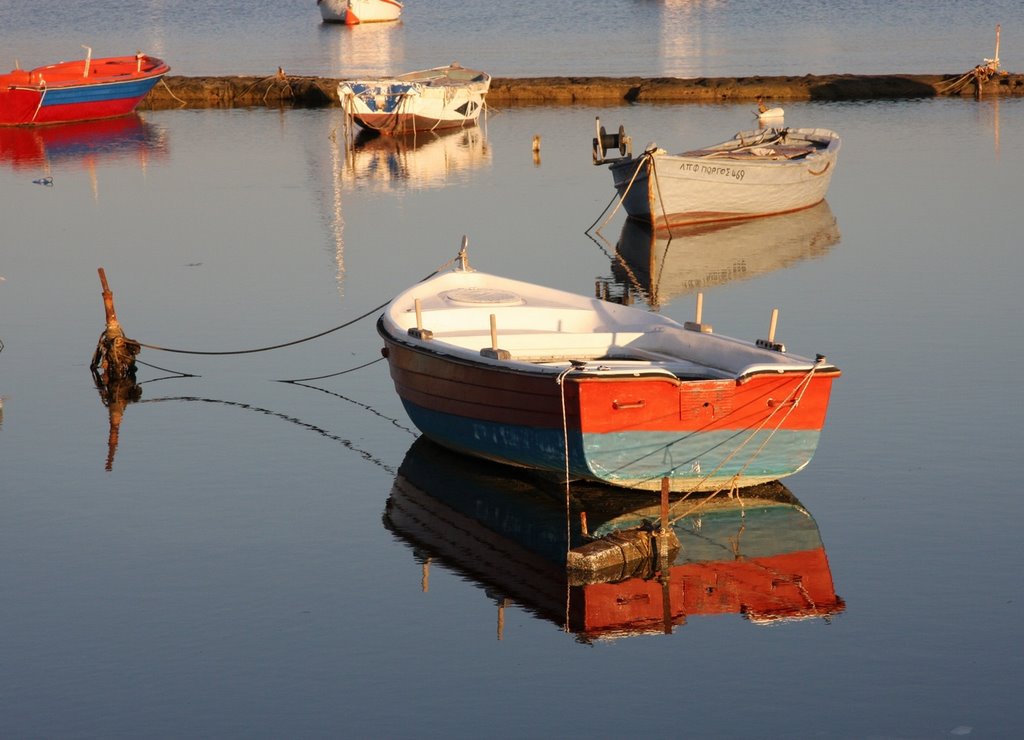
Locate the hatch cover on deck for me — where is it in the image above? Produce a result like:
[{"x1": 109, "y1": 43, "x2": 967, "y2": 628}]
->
[{"x1": 441, "y1": 287, "x2": 525, "y2": 306}]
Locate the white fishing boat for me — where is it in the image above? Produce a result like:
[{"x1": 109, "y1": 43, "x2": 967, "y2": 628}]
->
[
  {"x1": 338, "y1": 64, "x2": 491, "y2": 135},
  {"x1": 318, "y1": 0, "x2": 402, "y2": 25},
  {"x1": 593, "y1": 120, "x2": 841, "y2": 229}
]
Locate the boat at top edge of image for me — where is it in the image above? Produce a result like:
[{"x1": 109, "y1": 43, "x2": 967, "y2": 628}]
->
[
  {"x1": 610, "y1": 199, "x2": 841, "y2": 307},
  {"x1": 0, "y1": 50, "x2": 170, "y2": 127},
  {"x1": 377, "y1": 248, "x2": 841, "y2": 493},
  {"x1": 338, "y1": 63, "x2": 491, "y2": 135},
  {"x1": 592, "y1": 119, "x2": 840, "y2": 229},
  {"x1": 384, "y1": 437, "x2": 845, "y2": 639},
  {"x1": 318, "y1": 0, "x2": 403, "y2": 25}
]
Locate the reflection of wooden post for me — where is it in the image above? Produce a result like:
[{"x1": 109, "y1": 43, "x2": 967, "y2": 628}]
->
[
  {"x1": 93, "y1": 373, "x2": 142, "y2": 472},
  {"x1": 106, "y1": 404, "x2": 123, "y2": 472},
  {"x1": 421, "y1": 558, "x2": 430, "y2": 593},
  {"x1": 659, "y1": 477, "x2": 674, "y2": 633},
  {"x1": 661, "y1": 570, "x2": 673, "y2": 635},
  {"x1": 659, "y1": 477, "x2": 671, "y2": 560},
  {"x1": 497, "y1": 598, "x2": 509, "y2": 641}
]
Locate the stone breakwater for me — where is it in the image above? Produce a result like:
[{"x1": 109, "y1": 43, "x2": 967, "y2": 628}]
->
[{"x1": 139, "y1": 72, "x2": 1024, "y2": 110}]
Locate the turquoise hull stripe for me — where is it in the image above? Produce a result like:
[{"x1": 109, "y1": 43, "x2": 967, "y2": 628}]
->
[{"x1": 402, "y1": 401, "x2": 821, "y2": 489}]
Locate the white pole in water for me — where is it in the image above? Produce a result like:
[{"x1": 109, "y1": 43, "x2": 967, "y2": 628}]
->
[
  {"x1": 995, "y1": 24, "x2": 1001, "y2": 66},
  {"x1": 82, "y1": 45, "x2": 92, "y2": 78},
  {"x1": 768, "y1": 308, "x2": 779, "y2": 344},
  {"x1": 695, "y1": 292, "x2": 704, "y2": 324}
]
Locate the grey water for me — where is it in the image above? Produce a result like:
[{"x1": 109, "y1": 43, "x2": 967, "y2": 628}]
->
[{"x1": 2, "y1": 3, "x2": 1024, "y2": 739}]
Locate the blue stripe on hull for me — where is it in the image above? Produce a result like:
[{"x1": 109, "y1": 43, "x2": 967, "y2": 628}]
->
[
  {"x1": 41, "y1": 77, "x2": 162, "y2": 107},
  {"x1": 402, "y1": 401, "x2": 822, "y2": 491}
]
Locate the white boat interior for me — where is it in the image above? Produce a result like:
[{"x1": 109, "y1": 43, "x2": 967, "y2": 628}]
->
[{"x1": 389, "y1": 275, "x2": 830, "y2": 380}]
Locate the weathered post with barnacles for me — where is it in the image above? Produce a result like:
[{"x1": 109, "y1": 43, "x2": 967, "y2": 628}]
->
[
  {"x1": 90, "y1": 268, "x2": 140, "y2": 382},
  {"x1": 90, "y1": 268, "x2": 142, "y2": 470}
]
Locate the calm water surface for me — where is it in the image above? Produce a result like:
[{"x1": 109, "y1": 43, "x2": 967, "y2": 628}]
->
[
  {"x1": 0, "y1": 1, "x2": 1019, "y2": 78},
  {"x1": 2, "y1": 3, "x2": 1024, "y2": 739}
]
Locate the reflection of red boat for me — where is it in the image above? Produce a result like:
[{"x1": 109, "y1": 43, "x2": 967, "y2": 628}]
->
[
  {"x1": 0, "y1": 114, "x2": 167, "y2": 171},
  {"x1": 384, "y1": 438, "x2": 844, "y2": 640},
  {"x1": 0, "y1": 51, "x2": 169, "y2": 126}
]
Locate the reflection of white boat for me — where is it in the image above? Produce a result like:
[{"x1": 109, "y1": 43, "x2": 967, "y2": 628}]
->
[
  {"x1": 342, "y1": 127, "x2": 491, "y2": 191},
  {"x1": 326, "y1": 11, "x2": 401, "y2": 76},
  {"x1": 338, "y1": 64, "x2": 491, "y2": 135},
  {"x1": 318, "y1": 0, "x2": 402, "y2": 25},
  {"x1": 612, "y1": 200, "x2": 840, "y2": 307},
  {"x1": 594, "y1": 121, "x2": 840, "y2": 228},
  {"x1": 384, "y1": 438, "x2": 845, "y2": 640}
]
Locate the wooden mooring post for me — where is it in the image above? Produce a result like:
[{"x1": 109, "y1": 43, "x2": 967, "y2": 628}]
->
[
  {"x1": 90, "y1": 267, "x2": 140, "y2": 382},
  {"x1": 89, "y1": 268, "x2": 142, "y2": 471}
]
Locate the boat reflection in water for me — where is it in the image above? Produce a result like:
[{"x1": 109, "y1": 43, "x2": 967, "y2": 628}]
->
[
  {"x1": 341, "y1": 126, "x2": 491, "y2": 191},
  {"x1": 384, "y1": 438, "x2": 844, "y2": 641},
  {"x1": 0, "y1": 113, "x2": 168, "y2": 172},
  {"x1": 606, "y1": 200, "x2": 840, "y2": 308}
]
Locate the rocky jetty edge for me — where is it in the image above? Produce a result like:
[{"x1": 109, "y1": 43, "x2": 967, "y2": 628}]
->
[{"x1": 140, "y1": 72, "x2": 1024, "y2": 111}]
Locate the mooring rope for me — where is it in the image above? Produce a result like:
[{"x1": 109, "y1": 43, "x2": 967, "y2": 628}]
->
[
  {"x1": 137, "y1": 300, "x2": 390, "y2": 355},
  {"x1": 275, "y1": 356, "x2": 385, "y2": 384},
  {"x1": 589, "y1": 150, "x2": 652, "y2": 235},
  {"x1": 158, "y1": 77, "x2": 186, "y2": 106},
  {"x1": 555, "y1": 366, "x2": 577, "y2": 532},
  {"x1": 135, "y1": 252, "x2": 465, "y2": 358},
  {"x1": 648, "y1": 154, "x2": 673, "y2": 232},
  {"x1": 666, "y1": 360, "x2": 824, "y2": 525},
  {"x1": 584, "y1": 189, "x2": 623, "y2": 235},
  {"x1": 555, "y1": 362, "x2": 579, "y2": 633}
]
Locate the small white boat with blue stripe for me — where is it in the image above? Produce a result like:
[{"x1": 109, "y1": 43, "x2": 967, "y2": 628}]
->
[{"x1": 338, "y1": 64, "x2": 491, "y2": 135}]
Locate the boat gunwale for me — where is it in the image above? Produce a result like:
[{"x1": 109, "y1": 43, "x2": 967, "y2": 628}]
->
[
  {"x1": 1, "y1": 56, "x2": 170, "y2": 92},
  {"x1": 377, "y1": 269, "x2": 840, "y2": 382},
  {"x1": 380, "y1": 325, "x2": 840, "y2": 384}
]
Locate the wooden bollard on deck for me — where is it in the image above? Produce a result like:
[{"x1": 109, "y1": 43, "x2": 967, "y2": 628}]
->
[
  {"x1": 480, "y1": 313, "x2": 511, "y2": 360},
  {"x1": 756, "y1": 307, "x2": 786, "y2": 352},
  {"x1": 684, "y1": 292, "x2": 712, "y2": 333},
  {"x1": 90, "y1": 267, "x2": 141, "y2": 381}
]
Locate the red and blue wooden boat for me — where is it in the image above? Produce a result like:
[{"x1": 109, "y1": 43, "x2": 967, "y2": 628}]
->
[
  {"x1": 378, "y1": 252, "x2": 841, "y2": 493},
  {"x1": 0, "y1": 50, "x2": 169, "y2": 127}
]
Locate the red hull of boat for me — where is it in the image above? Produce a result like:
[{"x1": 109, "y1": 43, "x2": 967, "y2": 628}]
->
[{"x1": 0, "y1": 54, "x2": 169, "y2": 127}]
